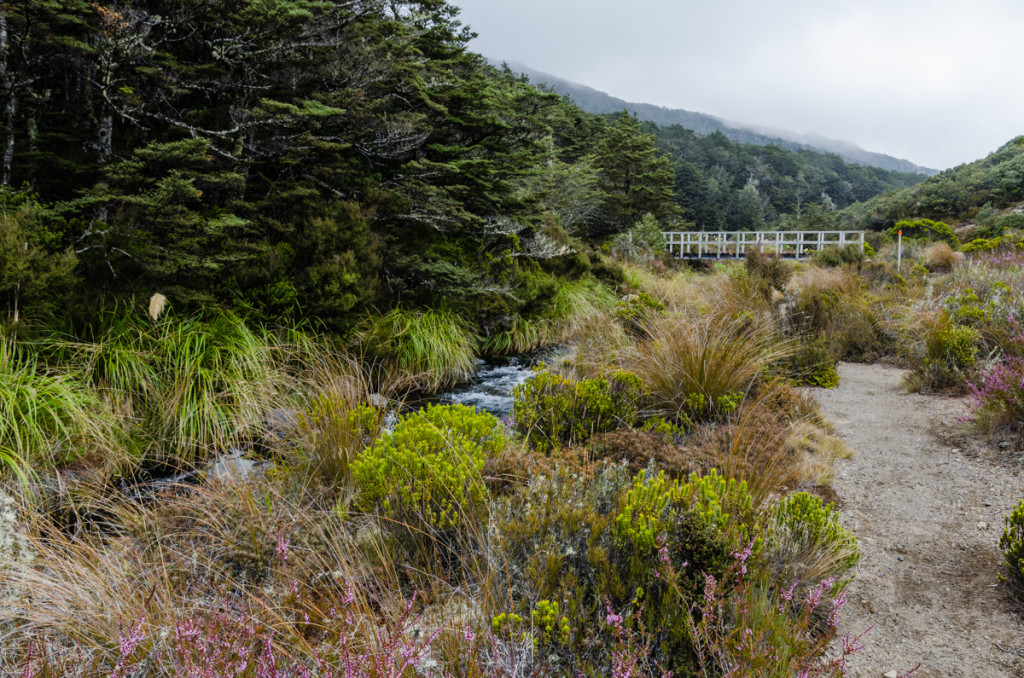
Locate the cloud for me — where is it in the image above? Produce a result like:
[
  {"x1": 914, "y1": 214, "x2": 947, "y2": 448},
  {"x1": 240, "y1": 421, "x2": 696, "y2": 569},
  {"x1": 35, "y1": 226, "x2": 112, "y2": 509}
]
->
[{"x1": 454, "y1": 0, "x2": 1024, "y2": 168}]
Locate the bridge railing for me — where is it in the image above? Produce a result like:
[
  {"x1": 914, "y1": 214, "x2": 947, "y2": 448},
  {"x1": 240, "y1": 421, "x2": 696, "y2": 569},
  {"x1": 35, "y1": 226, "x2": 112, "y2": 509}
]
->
[{"x1": 662, "y1": 230, "x2": 866, "y2": 260}]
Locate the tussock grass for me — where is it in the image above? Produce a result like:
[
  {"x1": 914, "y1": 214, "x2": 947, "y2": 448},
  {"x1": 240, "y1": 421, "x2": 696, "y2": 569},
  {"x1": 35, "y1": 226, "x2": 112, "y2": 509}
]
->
[
  {"x1": 0, "y1": 339, "x2": 122, "y2": 481},
  {"x1": 629, "y1": 312, "x2": 793, "y2": 425},
  {"x1": 924, "y1": 241, "x2": 961, "y2": 272},
  {"x1": 357, "y1": 307, "x2": 479, "y2": 391},
  {"x1": 546, "y1": 275, "x2": 618, "y2": 341}
]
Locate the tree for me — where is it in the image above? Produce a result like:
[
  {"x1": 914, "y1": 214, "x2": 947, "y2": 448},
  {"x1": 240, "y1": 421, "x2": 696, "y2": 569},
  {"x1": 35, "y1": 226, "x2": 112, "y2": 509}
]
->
[{"x1": 589, "y1": 112, "x2": 679, "y2": 236}]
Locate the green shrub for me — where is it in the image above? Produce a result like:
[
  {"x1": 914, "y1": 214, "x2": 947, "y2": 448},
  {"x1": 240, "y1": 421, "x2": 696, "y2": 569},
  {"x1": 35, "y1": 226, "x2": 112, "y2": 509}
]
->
[
  {"x1": 1000, "y1": 500, "x2": 1024, "y2": 590},
  {"x1": 889, "y1": 219, "x2": 959, "y2": 245},
  {"x1": 614, "y1": 292, "x2": 665, "y2": 335},
  {"x1": 772, "y1": 491, "x2": 859, "y2": 576},
  {"x1": 531, "y1": 600, "x2": 570, "y2": 648},
  {"x1": 910, "y1": 314, "x2": 980, "y2": 391},
  {"x1": 779, "y1": 336, "x2": 840, "y2": 388},
  {"x1": 513, "y1": 368, "x2": 646, "y2": 452},
  {"x1": 812, "y1": 243, "x2": 863, "y2": 267},
  {"x1": 994, "y1": 212, "x2": 1024, "y2": 235},
  {"x1": 614, "y1": 469, "x2": 755, "y2": 552},
  {"x1": 351, "y1": 404, "x2": 506, "y2": 532}
]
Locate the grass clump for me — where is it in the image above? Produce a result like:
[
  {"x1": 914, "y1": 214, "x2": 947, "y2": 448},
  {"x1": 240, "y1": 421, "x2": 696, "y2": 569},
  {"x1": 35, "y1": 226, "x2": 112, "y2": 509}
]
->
[
  {"x1": 357, "y1": 307, "x2": 478, "y2": 390},
  {"x1": 630, "y1": 313, "x2": 788, "y2": 427},
  {"x1": 768, "y1": 491, "x2": 860, "y2": 588},
  {"x1": 0, "y1": 340, "x2": 121, "y2": 479},
  {"x1": 924, "y1": 242, "x2": 961, "y2": 272}
]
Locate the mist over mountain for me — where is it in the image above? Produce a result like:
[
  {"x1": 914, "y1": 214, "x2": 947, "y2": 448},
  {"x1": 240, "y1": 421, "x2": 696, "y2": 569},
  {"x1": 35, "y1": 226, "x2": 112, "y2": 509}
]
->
[{"x1": 497, "y1": 60, "x2": 938, "y2": 177}]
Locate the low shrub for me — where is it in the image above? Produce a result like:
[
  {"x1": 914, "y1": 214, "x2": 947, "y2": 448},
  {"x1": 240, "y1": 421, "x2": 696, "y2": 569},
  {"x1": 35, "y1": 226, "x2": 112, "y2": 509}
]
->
[
  {"x1": 512, "y1": 368, "x2": 646, "y2": 452},
  {"x1": 909, "y1": 313, "x2": 980, "y2": 391},
  {"x1": 812, "y1": 243, "x2": 864, "y2": 267},
  {"x1": 779, "y1": 336, "x2": 841, "y2": 388},
  {"x1": 966, "y1": 354, "x2": 1024, "y2": 432},
  {"x1": 589, "y1": 428, "x2": 693, "y2": 477},
  {"x1": 614, "y1": 292, "x2": 665, "y2": 336},
  {"x1": 769, "y1": 491, "x2": 860, "y2": 587},
  {"x1": 351, "y1": 404, "x2": 506, "y2": 535},
  {"x1": 1001, "y1": 499, "x2": 1024, "y2": 592}
]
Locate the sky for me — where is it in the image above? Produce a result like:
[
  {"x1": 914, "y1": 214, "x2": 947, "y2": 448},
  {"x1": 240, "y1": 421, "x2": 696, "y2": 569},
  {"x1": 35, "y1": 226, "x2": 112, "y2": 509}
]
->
[{"x1": 450, "y1": 0, "x2": 1024, "y2": 170}]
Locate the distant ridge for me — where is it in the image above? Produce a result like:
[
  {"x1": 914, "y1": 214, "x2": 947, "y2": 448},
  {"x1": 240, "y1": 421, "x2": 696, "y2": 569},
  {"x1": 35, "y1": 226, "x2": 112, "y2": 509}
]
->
[{"x1": 496, "y1": 60, "x2": 937, "y2": 177}]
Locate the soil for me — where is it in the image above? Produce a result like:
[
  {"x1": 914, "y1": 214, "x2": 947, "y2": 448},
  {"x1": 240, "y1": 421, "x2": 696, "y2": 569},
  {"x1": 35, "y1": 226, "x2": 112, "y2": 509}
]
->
[{"x1": 809, "y1": 362, "x2": 1024, "y2": 678}]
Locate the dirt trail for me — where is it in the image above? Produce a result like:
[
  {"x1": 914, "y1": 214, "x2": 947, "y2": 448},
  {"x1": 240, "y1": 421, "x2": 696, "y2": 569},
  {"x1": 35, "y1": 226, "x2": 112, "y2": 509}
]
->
[{"x1": 810, "y1": 363, "x2": 1024, "y2": 678}]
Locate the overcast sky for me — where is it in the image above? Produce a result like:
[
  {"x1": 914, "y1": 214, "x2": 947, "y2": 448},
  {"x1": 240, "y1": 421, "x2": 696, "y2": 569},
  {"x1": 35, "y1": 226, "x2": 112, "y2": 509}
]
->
[{"x1": 451, "y1": 0, "x2": 1024, "y2": 170}]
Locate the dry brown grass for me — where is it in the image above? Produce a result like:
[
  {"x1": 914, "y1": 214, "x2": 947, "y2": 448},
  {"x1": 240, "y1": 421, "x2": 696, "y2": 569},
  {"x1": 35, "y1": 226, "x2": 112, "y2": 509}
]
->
[{"x1": 924, "y1": 242, "x2": 962, "y2": 272}]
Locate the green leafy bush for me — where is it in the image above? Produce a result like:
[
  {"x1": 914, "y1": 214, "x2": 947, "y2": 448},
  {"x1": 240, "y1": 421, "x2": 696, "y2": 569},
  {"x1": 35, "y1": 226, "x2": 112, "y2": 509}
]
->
[
  {"x1": 812, "y1": 243, "x2": 864, "y2": 267},
  {"x1": 614, "y1": 292, "x2": 665, "y2": 336},
  {"x1": 1000, "y1": 499, "x2": 1024, "y2": 590},
  {"x1": 614, "y1": 469, "x2": 755, "y2": 552},
  {"x1": 889, "y1": 219, "x2": 959, "y2": 245},
  {"x1": 772, "y1": 491, "x2": 859, "y2": 576},
  {"x1": 351, "y1": 404, "x2": 506, "y2": 532},
  {"x1": 513, "y1": 368, "x2": 646, "y2": 452},
  {"x1": 915, "y1": 318, "x2": 980, "y2": 390},
  {"x1": 779, "y1": 336, "x2": 841, "y2": 388}
]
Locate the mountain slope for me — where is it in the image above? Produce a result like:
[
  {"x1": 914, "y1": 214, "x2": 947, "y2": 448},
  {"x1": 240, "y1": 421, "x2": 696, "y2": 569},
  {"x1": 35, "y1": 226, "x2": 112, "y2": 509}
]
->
[{"x1": 498, "y1": 60, "x2": 937, "y2": 176}]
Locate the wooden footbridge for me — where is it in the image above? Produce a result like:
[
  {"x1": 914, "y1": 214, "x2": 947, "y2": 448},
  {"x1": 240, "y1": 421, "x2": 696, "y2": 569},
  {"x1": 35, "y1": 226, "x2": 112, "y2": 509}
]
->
[{"x1": 662, "y1": 230, "x2": 865, "y2": 260}]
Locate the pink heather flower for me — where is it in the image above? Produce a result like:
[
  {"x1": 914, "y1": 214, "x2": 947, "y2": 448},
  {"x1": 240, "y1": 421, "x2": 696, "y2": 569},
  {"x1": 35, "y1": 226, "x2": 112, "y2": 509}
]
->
[
  {"x1": 828, "y1": 590, "x2": 848, "y2": 628},
  {"x1": 731, "y1": 537, "x2": 756, "y2": 576},
  {"x1": 703, "y1": 573, "x2": 717, "y2": 606},
  {"x1": 805, "y1": 576, "x2": 836, "y2": 612},
  {"x1": 276, "y1": 532, "x2": 290, "y2": 562},
  {"x1": 604, "y1": 597, "x2": 624, "y2": 629},
  {"x1": 464, "y1": 627, "x2": 476, "y2": 643}
]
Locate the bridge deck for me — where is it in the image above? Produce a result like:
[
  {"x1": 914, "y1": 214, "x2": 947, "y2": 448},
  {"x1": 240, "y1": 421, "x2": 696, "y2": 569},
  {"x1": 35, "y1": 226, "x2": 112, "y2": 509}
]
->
[{"x1": 662, "y1": 230, "x2": 865, "y2": 260}]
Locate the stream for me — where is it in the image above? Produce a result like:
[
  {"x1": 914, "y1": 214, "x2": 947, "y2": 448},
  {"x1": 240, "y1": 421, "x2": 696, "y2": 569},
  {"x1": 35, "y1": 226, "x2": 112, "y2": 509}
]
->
[{"x1": 430, "y1": 346, "x2": 566, "y2": 420}]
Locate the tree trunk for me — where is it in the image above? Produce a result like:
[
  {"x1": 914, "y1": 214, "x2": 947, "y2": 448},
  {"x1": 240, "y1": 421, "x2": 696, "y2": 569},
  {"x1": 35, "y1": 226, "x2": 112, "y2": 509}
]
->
[{"x1": 0, "y1": 8, "x2": 13, "y2": 186}]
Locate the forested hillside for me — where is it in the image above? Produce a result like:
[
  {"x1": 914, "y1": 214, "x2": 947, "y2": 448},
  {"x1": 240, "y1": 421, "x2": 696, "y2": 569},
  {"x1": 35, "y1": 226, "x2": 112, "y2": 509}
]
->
[
  {"x1": 652, "y1": 125, "x2": 925, "y2": 232},
  {"x1": 836, "y1": 136, "x2": 1024, "y2": 231},
  {"x1": 0, "y1": 0, "x2": 922, "y2": 337}
]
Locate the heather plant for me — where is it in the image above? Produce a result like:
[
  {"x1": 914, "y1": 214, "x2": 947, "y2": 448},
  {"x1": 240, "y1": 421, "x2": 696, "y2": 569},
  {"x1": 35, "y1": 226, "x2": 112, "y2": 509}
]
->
[
  {"x1": 352, "y1": 404, "x2": 505, "y2": 537},
  {"x1": 966, "y1": 324, "x2": 1024, "y2": 431},
  {"x1": 512, "y1": 367, "x2": 647, "y2": 452}
]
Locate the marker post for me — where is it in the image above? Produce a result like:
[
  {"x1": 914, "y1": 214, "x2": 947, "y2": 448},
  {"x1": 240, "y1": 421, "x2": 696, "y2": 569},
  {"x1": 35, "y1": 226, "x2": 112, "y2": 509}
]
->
[{"x1": 897, "y1": 229, "x2": 902, "y2": 273}]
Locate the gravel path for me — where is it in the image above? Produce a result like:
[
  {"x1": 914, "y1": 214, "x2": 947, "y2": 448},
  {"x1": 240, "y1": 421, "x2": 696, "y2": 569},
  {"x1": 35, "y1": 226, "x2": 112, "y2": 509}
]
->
[{"x1": 810, "y1": 362, "x2": 1024, "y2": 678}]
